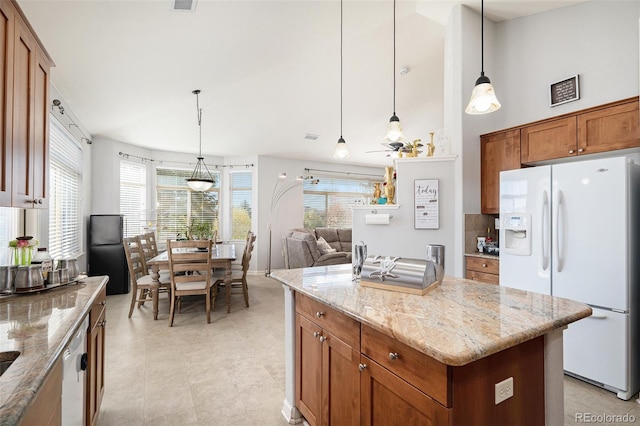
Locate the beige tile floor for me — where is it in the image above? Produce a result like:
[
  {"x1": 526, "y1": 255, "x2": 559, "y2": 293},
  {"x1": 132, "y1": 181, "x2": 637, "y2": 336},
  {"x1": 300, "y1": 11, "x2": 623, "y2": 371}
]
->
[{"x1": 98, "y1": 274, "x2": 640, "y2": 426}]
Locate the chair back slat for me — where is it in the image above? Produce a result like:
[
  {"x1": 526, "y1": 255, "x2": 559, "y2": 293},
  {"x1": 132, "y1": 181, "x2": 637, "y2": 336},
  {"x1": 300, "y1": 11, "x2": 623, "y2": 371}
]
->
[
  {"x1": 167, "y1": 239, "x2": 213, "y2": 287},
  {"x1": 124, "y1": 236, "x2": 148, "y2": 280}
]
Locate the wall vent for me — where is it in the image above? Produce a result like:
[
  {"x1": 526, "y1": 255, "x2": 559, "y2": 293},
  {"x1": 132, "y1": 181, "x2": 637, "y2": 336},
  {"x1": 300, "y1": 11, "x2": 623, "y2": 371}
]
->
[
  {"x1": 304, "y1": 133, "x2": 320, "y2": 141},
  {"x1": 173, "y1": 0, "x2": 196, "y2": 11}
]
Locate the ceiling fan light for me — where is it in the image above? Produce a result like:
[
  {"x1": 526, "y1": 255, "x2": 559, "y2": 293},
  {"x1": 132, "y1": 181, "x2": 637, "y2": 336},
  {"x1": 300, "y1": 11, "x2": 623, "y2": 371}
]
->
[
  {"x1": 465, "y1": 79, "x2": 501, "y2": 115},
  {"x1": 384, "y1": 114, "x2": 405, "y2": 143},
  {"x1": 333, "y1": 137, "x2": 350, "y2": 159}
]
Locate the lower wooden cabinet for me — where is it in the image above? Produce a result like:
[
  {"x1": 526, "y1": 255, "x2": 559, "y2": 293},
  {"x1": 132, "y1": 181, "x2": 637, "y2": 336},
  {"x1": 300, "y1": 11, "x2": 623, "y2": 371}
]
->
[
  {"x1": 87, "y1": 286, "x2": 106, "y2": 426},
  {"x1": 465, "y1": 255, "x2": 499, "y2": 285},
  {"x1": 20, "y1": 357, "x2": 62, "y2": 426}
]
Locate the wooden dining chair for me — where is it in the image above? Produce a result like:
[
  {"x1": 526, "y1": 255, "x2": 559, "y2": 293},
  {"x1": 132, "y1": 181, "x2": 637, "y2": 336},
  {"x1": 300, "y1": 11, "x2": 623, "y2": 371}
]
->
[
  {"x1": 212, "y1": 231, "x2": 255, "y2": 310},
  {"x1": 166, "y1": 239, "x2": 214, "y2": 326},
  {"x1": 123, "y1": 236, "x2": 171, "y2": 318},
  {"x1": 145, "y1": 231, "x2": 159, "y2": 256}
]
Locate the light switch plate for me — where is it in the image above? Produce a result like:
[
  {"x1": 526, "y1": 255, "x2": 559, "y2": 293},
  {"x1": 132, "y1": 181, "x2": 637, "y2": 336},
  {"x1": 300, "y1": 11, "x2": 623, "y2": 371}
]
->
[{"x1": 495, "y1": 377, "x2": 514, "y2": 404}]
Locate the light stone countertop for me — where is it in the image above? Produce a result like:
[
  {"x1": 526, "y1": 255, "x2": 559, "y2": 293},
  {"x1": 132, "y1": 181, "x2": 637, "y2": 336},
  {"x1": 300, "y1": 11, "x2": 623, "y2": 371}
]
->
[
  {"x1": 271, "y1": 264, "x2": 591, "y2": 366},
  {"x1": 465, "y1": 252, "x2": 500, "y2": 260},
  {"x1": 0, "y1": 276, "x2": 108, "y2": 426}
]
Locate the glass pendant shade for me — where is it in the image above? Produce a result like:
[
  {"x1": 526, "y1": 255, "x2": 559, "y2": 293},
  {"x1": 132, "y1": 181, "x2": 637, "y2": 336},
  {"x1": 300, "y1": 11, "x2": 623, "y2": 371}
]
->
[
  {"x1": 384, "y1": 114, "x2": 406, "y2": 143},
  {"x1": 465, "y1": 75, "x2": 501, "y2": 115},
  {"x1": 333, "y1": 137, "x2": 350, "y2": 159},
  {"x1": 187, "y1": 157, "x2": 214, "y2": 191}
]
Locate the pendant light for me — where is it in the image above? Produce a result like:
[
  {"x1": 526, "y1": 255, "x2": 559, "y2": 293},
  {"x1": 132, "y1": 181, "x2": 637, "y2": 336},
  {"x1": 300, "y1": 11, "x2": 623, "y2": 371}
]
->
[
  {"x1": 465, "y1": 0, "x2": 501, "y2": 115},
  {"x1": 333, "y1": 0, "x2": 350, "y2": 159},
  {"x1": 187, "y1": 89, "x2": 215, "y2": 192},
  {"x1": 383, "y1": 0, "x2": 405, "y2": 143}
]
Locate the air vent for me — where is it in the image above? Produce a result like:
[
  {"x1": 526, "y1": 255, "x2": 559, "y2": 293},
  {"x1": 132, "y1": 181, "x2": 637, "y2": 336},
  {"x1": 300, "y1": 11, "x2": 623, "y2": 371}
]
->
[
  {"x1": 173, "y1": 0, "x2": 196, "y2": 11},
  {"x1": 304, "y1": 133, "x2": 320, "y2": 141}
]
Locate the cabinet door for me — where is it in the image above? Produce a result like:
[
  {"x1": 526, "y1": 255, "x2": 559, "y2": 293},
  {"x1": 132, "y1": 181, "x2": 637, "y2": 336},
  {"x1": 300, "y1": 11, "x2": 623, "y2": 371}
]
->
[
  {"x1": 324, "y1": 331, "x2": 359, "y2": 426},
  {"x1": 577, "y1": 99, "x2": 639, "y2": 155},
  {"x1": 0, "y1": 1, "x2": 13, "y2": 206},
  {"x1": 31, "y1": 46, "x2": 49, "y2": 209},
  {"x1": 521, "y1": 117, "x2": 577, "y2": 163},
  {"x1": 480, "y1": 130, "x2": 520, "y2": 214},
  {"x1": 296, "y1": 313, "x2": 323, "y2": 426},
  {"x1": 87, "y1": 308, "x2": 105, "y2": 426},
  {"x1": 360, "y1": 356, "x2": 450, "y2": 426}
]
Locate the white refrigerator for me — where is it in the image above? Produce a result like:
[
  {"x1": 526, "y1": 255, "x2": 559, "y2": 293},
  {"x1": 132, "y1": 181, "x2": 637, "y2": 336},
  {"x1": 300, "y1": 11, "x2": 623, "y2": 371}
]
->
[{"x1": 499, "y1": 155, "x2": 640, "y2": 400}]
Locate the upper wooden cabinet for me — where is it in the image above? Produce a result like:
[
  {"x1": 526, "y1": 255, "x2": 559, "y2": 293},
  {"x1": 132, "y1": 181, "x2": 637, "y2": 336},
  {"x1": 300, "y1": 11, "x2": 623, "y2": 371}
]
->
[
  {"x1": 480, "y1": 129, "x2": 520, "y2": 214},
  {"x1": 578, "y1": 99, "x2": 640, "y2": 155},
  {"x1": 521, "y1": 117, "x2": 577, "y2": 163},
  {"x1": 0, "y1": 0, "x2": 53, "y2": 209}
]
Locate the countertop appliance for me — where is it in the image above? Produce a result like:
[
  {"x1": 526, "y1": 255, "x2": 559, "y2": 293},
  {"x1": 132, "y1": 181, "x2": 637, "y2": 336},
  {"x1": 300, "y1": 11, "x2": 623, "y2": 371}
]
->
[
  {"x1": 62, "y1": 316, "x2": 88, "y2": 425},
  {"x1": 89, "y1": 215, "x2": 129, "y2": 295},
  {"x1": 499, "y1": 155, "x2": 640, "y2": 400}
]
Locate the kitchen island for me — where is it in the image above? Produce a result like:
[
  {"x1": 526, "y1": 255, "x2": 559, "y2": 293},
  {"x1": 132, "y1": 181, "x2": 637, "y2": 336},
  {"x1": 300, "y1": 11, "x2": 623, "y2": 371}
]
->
[
  {"x1": 0, "y1": 275, "x2": 108, "y2": 425},
  {"x1": 271, "y1": 264, "x2": 591, "y2": 426}
]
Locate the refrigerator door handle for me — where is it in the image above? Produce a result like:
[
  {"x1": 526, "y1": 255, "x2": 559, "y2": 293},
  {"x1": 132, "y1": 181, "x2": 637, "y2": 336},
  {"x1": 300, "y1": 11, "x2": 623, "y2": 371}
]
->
[
  {"x1": 554, "y1": 190, "x2": 564, "y2": 272},
  {"x1": 540, "y1": 190, "x2": 550, "y2": 271}
]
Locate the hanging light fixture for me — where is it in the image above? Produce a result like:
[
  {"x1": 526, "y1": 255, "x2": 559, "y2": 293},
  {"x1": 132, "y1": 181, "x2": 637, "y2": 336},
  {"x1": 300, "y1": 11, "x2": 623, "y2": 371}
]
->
[
  {"x1": 333, "y1": 0, "x2": 350, "y2": 159},
  {"x1": 465, "y1": 0, "x2": 501, "y2": 115},
  {"x1": 383, "y1": 0, "x2": 405, "y2": 143},
  {"x1": 186, "y1": 89, "x2": 215, "y2": 192}
]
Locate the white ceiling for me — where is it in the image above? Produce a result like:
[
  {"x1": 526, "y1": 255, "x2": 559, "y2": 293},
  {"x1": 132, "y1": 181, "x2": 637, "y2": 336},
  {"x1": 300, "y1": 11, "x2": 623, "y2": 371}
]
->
[{"x1": 18, "y1": 0, "x2": 586, "y2": 167}]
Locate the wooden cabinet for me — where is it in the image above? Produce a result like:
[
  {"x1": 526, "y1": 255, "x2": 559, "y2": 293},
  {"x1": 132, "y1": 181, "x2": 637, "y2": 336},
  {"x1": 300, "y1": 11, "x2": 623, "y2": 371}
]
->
[
  {"x1": 20, "y1": 357, "x2": 62, "y2": 426},
  {"x1": 578, "y1": 99, "x2": 640, "y2": 155},
  {"x1": 521, "y1": 117, "x2": 577, "y2": 163},
  {"x1": 465, "y1": 255, "x2": 499, "y2": 285},
  {"x1": 295, "y1": 292, "x2": 360, "y2": 426},
  {"x1": 480, "y1": 129, "x2": 521, "y2": 214},
  {"x1": 0, "y1": 0, "x2": 52, "y2": 208},
  {"x1": 87, "y1": 285, "x2": 106, "y2": 426}
]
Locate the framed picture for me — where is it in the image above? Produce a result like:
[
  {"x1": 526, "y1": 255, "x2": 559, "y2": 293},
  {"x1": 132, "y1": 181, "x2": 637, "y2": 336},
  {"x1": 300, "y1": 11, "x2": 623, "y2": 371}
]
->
[
  {"x1": 414, "y1": 179, "x2": 439, "y2": 229},
  {"x1": 550, "y1": 75, "x2": 580, "y2": 107}
]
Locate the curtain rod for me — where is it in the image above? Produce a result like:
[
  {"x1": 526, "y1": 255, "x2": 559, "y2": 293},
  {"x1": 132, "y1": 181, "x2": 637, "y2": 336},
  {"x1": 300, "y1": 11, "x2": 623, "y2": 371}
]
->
[
  {"x1": 304, "y1": 167, "x2": 382, "y2": 178},
  {"x1": 51, "y1": 99, "x2": 93, "y2": 144},
  {"x1": 118, "y1": 151, "x2": 254, "y2": 169}
]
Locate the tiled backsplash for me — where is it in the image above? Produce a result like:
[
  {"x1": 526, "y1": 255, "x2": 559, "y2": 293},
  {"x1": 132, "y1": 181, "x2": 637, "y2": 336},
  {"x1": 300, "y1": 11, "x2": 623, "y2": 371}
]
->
[{"x1": 465, "y1": 213, "x2": 498, "y2": 254}]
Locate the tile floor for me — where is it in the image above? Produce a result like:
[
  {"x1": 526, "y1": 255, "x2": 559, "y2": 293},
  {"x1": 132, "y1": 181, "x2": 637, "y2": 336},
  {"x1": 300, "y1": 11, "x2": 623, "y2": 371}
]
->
[{"x1": 98, "y1": 274, "x2": 640, "y2": 426}]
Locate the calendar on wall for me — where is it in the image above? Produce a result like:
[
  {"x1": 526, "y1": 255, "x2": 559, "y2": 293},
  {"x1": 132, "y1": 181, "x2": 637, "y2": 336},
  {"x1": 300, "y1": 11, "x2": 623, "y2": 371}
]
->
[{"x1": 414, "y1": 179, "x2": 439, "y2": 229}]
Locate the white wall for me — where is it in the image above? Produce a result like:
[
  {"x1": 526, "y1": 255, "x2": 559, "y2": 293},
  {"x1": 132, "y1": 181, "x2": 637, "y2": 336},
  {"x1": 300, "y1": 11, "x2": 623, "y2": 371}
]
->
[{"x1": 352, "y1": 157, "x2": 458, "y2": 277}]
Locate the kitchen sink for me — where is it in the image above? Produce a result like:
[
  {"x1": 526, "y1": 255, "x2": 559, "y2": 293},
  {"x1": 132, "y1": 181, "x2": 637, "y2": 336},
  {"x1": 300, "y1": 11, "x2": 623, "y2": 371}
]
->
[{"x1": 0, "y1": 351, "x2": 20, "y2": 376}]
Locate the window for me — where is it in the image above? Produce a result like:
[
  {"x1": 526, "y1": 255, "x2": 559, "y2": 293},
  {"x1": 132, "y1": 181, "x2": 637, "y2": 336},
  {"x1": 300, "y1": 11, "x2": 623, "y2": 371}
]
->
[
  {"x1": 120, "y1": 161, "x2": 147, "y2": 237},
  {"x1": 49, "y1": 118, "x2": 83, "y2": 260},
  {"x1": 230, "y1": 171, "x2": 252, "y2": 240},
  {"x1": 156, "y1": 168, "x2": 220, "y2": 243},
  {"x1": 0, "y1": 208, "x2": 21, "y2": 264},
  {"x1": 303, "y1": 176, "x2": 375, "y2": 228}
]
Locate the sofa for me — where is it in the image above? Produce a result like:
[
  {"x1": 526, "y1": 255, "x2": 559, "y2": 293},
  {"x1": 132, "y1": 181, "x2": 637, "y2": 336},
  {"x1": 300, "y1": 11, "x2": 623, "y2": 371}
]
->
[{"x1": 282, "y1": 228, "x2": 352, "y2": 269}]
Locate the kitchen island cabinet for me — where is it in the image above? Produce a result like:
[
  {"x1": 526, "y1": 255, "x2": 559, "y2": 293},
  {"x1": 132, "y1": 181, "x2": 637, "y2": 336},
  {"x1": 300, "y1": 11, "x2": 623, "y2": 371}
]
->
[
  {"x1": 0, "y1": 276, "x2": 108, "y2": 426},
  {"x1": 87, "y1": 284, "x2": 106, "y2": 426},
  {"x1": 272, "y1": 265, "x2": 591, "y2": 426}
]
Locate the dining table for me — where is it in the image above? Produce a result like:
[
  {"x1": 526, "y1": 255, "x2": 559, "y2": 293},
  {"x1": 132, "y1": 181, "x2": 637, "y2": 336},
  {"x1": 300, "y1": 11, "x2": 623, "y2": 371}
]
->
[{"x1": 147, "y1": 243, "x2": 237, "y2": 319}]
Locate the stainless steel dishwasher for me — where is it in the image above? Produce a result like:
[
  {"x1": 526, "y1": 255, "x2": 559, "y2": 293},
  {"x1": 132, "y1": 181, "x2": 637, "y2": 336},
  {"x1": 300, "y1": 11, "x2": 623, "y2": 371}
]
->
[{"x1": 62, "y1": 316, "x2": 89, "y2": 425}]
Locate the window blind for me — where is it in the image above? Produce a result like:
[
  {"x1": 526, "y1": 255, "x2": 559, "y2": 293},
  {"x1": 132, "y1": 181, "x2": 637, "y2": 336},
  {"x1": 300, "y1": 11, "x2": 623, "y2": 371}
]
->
[
  {"x1": 119, "y1": 160, "x2": 146, "y2": 237},
  {"x1": 0, "y1": 208, "x2": 21, "y2": 264},
  {"x1": 156, "y1": 168, "x2": 220, "y2": 243},
  {"x1": 49, "y1": 118, "x2": 83, "y2": 260},
  {"x1": 303, "y1": 176, "x2": 375, "y2": 228},
  {"x1": 230, "y1": 171, "x2": 252, "y2": 240}
]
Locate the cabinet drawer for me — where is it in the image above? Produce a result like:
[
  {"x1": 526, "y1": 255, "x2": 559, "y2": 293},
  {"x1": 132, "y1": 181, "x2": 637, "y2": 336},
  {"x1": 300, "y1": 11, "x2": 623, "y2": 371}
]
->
[
  {"x1": 90, "y1": 285, "x2": 107, "y2": 331},
  {"x1": 295, "y1": 292, "x2": 360, "y2": 349},
  {"x1": 466, "y1": 270, "x2": 499, "y2": 285},
  {"x1": 361, "y1": 324, "x2": 450, "y2": 407},
  {"x1": 465, "y1": 256, "x2": 499, "y2": 274}
]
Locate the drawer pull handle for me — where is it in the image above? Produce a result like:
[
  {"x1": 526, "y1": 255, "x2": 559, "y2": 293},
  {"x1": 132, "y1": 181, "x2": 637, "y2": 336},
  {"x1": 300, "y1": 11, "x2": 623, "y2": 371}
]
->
[
  {"x1": 100, "y1": 320, "x2": 107, "y2": 327},
  {"x1": 578, "y1": 148, "x2": 584, "y2": 153},
  {"x1": 316, "y1": 311, "x2": 324, "y2": 318},
  {"x1": 389, "y1": 352, "x2": 399, "y2": 361},
  {"x1": 313, "y1": 331, "x2": 320, "y2": 338},
  {"x1": 482, "y1": 263, "x2": 487, "y2": 268},
  {"x1": 569, "y1": 149, "x2": 575, "y2": 154},
  {"x1": 100, "y1": 301, "x2": 106, "y2": 306},
  {"x1": 319, "y1": 336, "x2": 327, "y2": 343},
  {"x1": 358, "y1": 363, "x2": 368, "y2": 372}
]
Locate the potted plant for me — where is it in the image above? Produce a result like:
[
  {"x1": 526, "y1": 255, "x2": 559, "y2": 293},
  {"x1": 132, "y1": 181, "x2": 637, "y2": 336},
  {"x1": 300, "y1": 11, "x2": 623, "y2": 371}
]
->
[{"x1": 186, "y1": 219, "x2": 215, "y2": 240}]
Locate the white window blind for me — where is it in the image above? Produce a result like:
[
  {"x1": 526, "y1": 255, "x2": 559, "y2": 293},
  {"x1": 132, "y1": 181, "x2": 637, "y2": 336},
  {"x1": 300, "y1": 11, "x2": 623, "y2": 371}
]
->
[
  {"x1": 0, "y1": 208, "x2": 21, "y2": 264},
  {"x1": 119, "y1": 160, "x2": 147, "y2": 237},
  {"x1": 156, "y1": 168, "x2": 220, "y2": 243},
  {"x1": 230, "y1": 171, "x2": 252, "y2": 240},
  {"x1": 49, "y1": 118, "x2": 83, "y2": 260},
  {"x1": 304, "y1": 176, "x2": 375, "y2": 228}
]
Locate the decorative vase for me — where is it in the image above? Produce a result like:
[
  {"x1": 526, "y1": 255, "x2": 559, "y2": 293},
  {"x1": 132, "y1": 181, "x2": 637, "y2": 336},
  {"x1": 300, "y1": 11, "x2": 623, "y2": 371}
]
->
[
  {"x1": 373, "y1": 182, "x2": 382, "y2": 203},
  {"x1": 384, "y1": 166, "x2": 395, "y2": 205},
  {"x1": 11, "y1": 247, "x2": 33, "y2": 266},
  {"x1": 426, "y1": 132, "x2": 436, "y2": 157}
]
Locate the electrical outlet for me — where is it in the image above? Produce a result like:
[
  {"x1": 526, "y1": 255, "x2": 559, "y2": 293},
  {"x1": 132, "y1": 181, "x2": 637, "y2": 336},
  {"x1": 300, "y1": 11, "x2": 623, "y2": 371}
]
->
[{"x1": 495, "y1": 377, "x2": 514, "y2": 405}]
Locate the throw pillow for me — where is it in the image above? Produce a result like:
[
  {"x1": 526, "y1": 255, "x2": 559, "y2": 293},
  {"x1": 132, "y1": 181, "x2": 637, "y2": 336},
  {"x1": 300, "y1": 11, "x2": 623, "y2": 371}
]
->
[{"x1": 317, "y1": 237, "x2": 337, "y2": 254}]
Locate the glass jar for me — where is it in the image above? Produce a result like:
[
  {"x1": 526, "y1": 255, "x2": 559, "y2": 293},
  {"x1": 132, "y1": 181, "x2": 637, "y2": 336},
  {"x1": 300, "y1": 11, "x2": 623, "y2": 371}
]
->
[
  {"x1": 32, "y1": 248, "x2": 53, "y2": 280},
  {"x1": 11, "y1": 246, "x2": 34, "y2": 266}
]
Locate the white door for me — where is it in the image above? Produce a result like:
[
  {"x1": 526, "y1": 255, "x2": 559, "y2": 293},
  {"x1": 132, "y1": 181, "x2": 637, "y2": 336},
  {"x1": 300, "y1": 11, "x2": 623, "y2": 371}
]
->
[
  {"x1": 499, "y1": 166, "x2": 551, "y2": 295},
  {"x1": 551, "y1": 157, "x2": 628, "y2": 310},
  {"x1": 563, "y1": 308, "x2": 629, "y2": 398}
]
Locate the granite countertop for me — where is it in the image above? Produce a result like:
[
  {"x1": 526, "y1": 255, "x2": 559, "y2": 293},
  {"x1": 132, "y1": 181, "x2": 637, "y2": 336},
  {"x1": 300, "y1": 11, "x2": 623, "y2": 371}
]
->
[
  {"x1": 271, "y1": 265, "x2": 591, "y2": 366},
  {"x1": 0, "y1": 276, "x2": 108, "y2": 425},
  {"x1": 465, "y1": 252, "x2": 499, "y2": 260}
]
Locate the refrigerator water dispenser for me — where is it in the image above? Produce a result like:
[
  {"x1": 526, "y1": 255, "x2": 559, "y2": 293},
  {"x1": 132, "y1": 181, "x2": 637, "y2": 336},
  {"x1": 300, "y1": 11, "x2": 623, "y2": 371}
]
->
[{"x1": 503, "y1": 213, "x2": 531, "y2": 256}]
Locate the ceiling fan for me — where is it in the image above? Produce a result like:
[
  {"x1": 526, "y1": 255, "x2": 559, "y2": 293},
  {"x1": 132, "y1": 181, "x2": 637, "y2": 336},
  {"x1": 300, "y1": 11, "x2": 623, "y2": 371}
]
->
[{"x1": 366, "y1": 141, "x2": 423, "y2": 156}]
